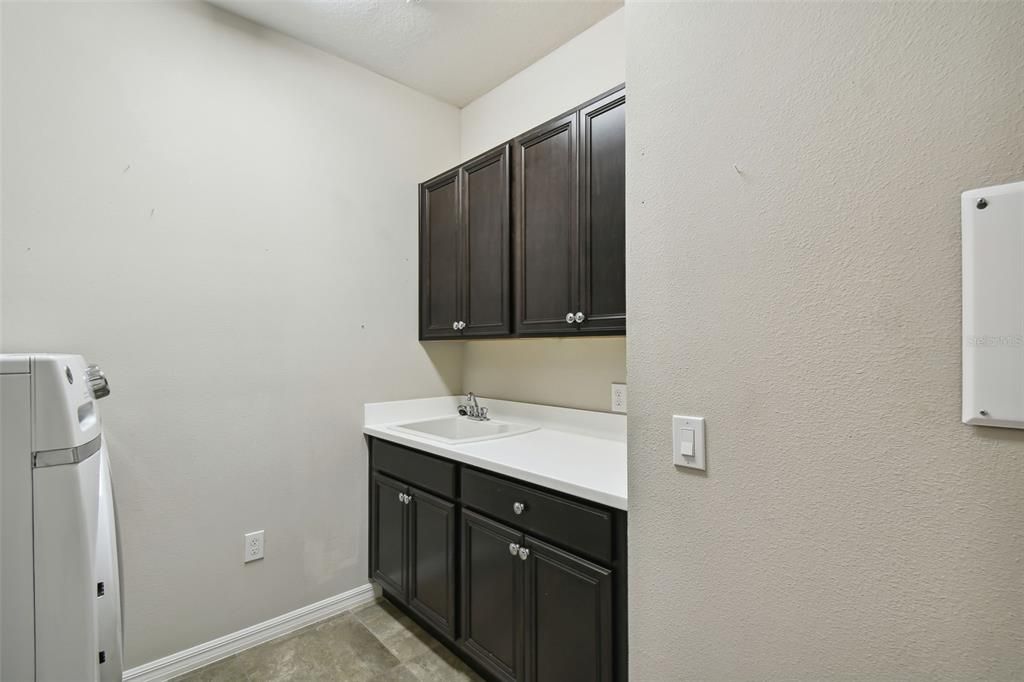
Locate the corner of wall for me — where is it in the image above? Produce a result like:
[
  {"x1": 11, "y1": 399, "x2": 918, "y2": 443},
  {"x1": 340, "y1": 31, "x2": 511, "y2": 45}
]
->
[
  {"x1": 458, "y1": 6, "x2": 625, "y2": 159},
  {"x1": 454, "y1": 6, "x2": 627, "y2": 412},
  {"x1": 0, "y1": 0, "x2": 5, "y2": 352}
]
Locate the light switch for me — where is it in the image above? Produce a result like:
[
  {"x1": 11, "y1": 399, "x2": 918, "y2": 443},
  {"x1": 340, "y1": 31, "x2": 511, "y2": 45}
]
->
[
  {"x1": 678, "y1": 428, "x2": 695, "y2": 456},
  {"x1": 673, "y1": 415, "x2": 706, "y2": 471}
]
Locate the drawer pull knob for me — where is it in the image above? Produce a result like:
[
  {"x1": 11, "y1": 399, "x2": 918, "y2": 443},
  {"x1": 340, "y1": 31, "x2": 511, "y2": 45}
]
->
[
  {"x1": 508, "y1": 543, "x2": 520, "y2": 556},
  {"x1": 518, "y1": 547, "x2": 531, "y2": 561},
  {"x1": 513, "y1": 501, "x2": 526, "y2": 515}
]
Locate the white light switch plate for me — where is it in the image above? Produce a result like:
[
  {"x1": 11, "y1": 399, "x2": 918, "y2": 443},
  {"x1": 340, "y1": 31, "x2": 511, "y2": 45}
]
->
[{"x1": 673, "y1": 415, "x2": 706, "y2": 471}]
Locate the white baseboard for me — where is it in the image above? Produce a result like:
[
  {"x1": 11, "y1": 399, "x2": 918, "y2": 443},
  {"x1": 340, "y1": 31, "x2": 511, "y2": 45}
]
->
[{"x1": 123, "y1": 583, "x2": 376, "y2": 682}]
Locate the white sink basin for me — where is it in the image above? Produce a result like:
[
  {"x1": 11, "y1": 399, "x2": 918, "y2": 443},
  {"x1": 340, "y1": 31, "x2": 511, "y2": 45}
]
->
[{"x1": 390, "y1": 416, "x2": 537, "y2": 444}]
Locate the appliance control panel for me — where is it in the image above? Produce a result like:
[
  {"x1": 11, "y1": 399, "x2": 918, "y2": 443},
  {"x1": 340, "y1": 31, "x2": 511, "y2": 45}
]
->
[{"x1": 31, "y1": 355, "x2": 104, "y2": 452}]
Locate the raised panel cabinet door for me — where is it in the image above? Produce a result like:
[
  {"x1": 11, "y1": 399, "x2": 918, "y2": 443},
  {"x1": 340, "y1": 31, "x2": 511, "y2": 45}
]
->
[
  {"x1": 524, "y1": 536, "x2": 613, "y2": 682},
  {"x1": 371, "y1": 473, "x2": 408, "y2": 598},
  {"x1": 420, "y1": 169, "x2": 462, "y2": 339},
  {"x1": 461, "y1": 509, "x2": 525, "y2": 682},
  {"x1": 579, "y1": 87, "x2": 626, "y2": 334},
  {"x1": 514, "y1": 113, "x2": 579, "y2": 336},
  {"x1": 462, "y1": 144, "x2": 511, "y2": 337},
  {"x1": 407, "y1": 487, "x2": 457, "y2": 639}
]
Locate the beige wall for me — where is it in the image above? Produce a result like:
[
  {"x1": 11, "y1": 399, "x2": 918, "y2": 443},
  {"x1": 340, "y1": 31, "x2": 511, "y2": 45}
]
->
[
  {"x1": 460, "y1": 8, "x2": 625, "y2": 160},
  {"x1": 1, "y1": 1, "x2": 462, "y2": 666},
  {"x1": 460, "y1": 8, "x2": 626, "y2": 412},
  {"x1": 462, "y1": 337, "x2": 625, "y2": 412},
  {"x1": 627, "y1": 2, "x2": 1023, "y2": 679}
]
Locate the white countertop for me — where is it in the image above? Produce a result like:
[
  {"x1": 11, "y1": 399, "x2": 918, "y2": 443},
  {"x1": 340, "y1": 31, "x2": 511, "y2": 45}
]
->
[{"x1": 363, "y1": 397, "x2": 627, "y2": 510}]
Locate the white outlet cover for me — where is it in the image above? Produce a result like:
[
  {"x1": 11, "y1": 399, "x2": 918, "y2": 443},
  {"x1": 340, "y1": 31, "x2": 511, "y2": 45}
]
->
[
  {"x1": 673, "y1": 415, "x2": 706, "y2": 471},
  {"x1": 611, "y1": 383, "x2": 627, "y2": 413},
  {"x1": 245, "y1": 530, "x2": 264, "y2": 563}
]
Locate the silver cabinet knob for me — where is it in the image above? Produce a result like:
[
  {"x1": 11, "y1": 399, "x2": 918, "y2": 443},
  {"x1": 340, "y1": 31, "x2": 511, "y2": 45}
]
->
[
  {"x1": 458, "y1": 321, "x2": 466, "y2": 330},
  {"x1": 518, "y1": 547, "x2": 531, "y2": 561},
  {"x1": 398, "y1": 491, "x2": 405, "y2": 503},
  {"x1": 513, "y1": 502, "x2": 526, "y2": 515},
  {"x1": 565, "y1": 312, "x2": 575, "y2": 324},
  {"x1": 86, "y1": 364, "x2": 110, "y2": 399},
  {"x1": 508, "y1": 543, "x2": 520, "y2": 556},
  {"x1": 452, "y1": 321, "x2": 459, "y2": 331},
  {"x1": 406, "y1": 494, "x2": 412, "y2": 504},
  {"x1": 575, "y1": 311, "x2": 585, "y2": 324}
]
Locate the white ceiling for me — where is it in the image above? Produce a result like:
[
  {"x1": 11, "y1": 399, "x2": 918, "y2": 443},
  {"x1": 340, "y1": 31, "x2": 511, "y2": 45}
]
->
[{"x1": 209, "y1": 0, "x2": 622, "y2": 107}]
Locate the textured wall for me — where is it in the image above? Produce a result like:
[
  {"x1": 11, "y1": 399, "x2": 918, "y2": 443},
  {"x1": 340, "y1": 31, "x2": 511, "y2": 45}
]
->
[
  {"x1": 460, "y1": 8, "x2": 626, "y2": 413},
  {"x1": 627, "y1": 2, "x2": 1023, "y2": 679},
  {"x1": 1, "y1": 1, "x2": 461, "y2": 666}
]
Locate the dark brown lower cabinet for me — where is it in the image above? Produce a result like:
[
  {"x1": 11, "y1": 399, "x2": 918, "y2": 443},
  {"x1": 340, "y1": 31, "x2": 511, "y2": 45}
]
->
[
  {"x1": 370, "y1": 472, "x2": 457, "y2": 640},
  {"x1": 368, "y1": 437, "x2": 625, "y2": 681},
  {"x1": 408, "y1": 489, "x2": 457, "y2": 638},
  {"x1": 460, "y1": 510, "x2": 524, "y2": 682},
  {"x1": 525, "y1": 537, "x2": 613, "y2": 682},
  {"x1": 371, "y1": 472, "x2": 407, "y2": 596},
  {"x1": 459, "y1": 513, "x2": 614, "y2": 682}
]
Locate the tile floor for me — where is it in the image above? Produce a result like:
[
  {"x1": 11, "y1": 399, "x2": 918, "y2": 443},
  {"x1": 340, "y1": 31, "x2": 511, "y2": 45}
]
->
[{"x1": 173, "y1": 598, "x2": 482, "y2": 682}]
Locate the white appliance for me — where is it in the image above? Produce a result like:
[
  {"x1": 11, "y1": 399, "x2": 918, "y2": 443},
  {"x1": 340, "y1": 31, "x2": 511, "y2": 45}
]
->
[
  {"x1": 1, "y1": 354, "x2": 123, "y2": 681},
  {"x1": 962, "y1": 180, "x2": 1024, "y2": 428}
]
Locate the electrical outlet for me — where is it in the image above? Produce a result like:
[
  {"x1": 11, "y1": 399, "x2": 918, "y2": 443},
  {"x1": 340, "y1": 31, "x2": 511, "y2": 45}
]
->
[
  {"x1": 611, "y1": 383, "x2": 627, "y2": 413},
  {"x1": 244, "y1": 530, "x2": 264, "y2": 563}
]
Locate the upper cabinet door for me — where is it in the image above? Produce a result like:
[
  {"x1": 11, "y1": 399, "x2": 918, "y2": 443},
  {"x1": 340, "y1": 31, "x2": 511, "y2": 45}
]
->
[
  {"x1": 420, "y1": 169, "x2": 462, "y2": 339},
  {"x1": 578, "y1": 87, "x2": 626, "y2": 334},
  {"x1": 462, "y1": 145, "x2": 511, "y2": 337},
  {"x1": 515, "y1": 113, "x2": 579, "y2": 336}
]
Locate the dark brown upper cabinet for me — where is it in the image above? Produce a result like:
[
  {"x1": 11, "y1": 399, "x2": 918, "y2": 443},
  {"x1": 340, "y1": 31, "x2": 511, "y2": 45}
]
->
[
  {"x1": 514, "y1": 112, "x2": 579, "y2": 336},
  {"x1": 515, "y1": 85, "x2": 626, "y2": 337},
  {"x1": 462, "y1": 146, "x2": 512, "y2": 337},
  {"x1": 418, "y1": 85, "x2": 624, "y2": 340},
  {"x1": 419, "y1": 169, "x2": 461, "y2": 339},
  {"x1": 578, "y1": 88, "x2": 626, "y2": 334},
  {"x1": 419, "y1": 144, "x2": 511, "y2": 340}
]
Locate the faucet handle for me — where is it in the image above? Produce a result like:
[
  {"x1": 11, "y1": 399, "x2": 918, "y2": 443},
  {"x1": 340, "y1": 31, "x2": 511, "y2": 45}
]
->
[{"x1": 479, "y1": 407, "x2": 488, "y2": 420}]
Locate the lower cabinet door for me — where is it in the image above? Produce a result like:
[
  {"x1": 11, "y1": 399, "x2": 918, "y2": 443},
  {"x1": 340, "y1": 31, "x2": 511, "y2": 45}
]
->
[
  {"x1": 524, "y1": 536, "x2": 613, "y2": 682},
  {"x1": 408, "y1": 487, "x2": 456, "y2": 639},
  {"x1": 371, "y1": 472, "x2": 408, "y2": 597},
  {"x1": 461, "y1": 509, "x2": 525, "y2": 682}
]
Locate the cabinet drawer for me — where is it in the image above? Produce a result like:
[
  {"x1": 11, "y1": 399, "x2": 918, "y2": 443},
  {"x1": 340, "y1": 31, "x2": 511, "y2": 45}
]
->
[
  {"x1": 461, "y1": 468, "x2": 612, "y2": 564},
  {"x1": 372, "y1": 439, "x2": 456, "y2": 500}
]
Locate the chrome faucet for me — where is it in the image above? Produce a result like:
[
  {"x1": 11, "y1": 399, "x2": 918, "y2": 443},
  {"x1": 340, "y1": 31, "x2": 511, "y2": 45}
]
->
[{"x1": 459, "y1": 392, "x2": 489, "y2": 421}]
